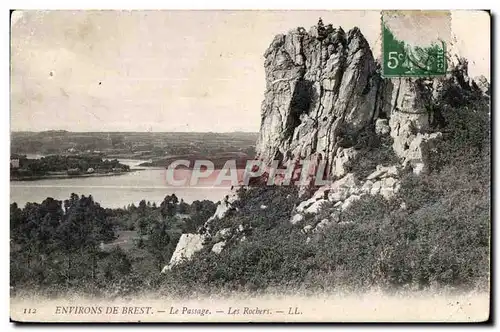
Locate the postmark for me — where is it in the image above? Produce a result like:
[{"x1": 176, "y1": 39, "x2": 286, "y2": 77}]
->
[{"x1": 382, "y1": 10, "x2": 450, "y2": 77}]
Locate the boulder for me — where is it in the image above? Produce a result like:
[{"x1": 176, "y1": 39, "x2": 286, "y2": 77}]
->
[
  {"x1": 379, "y1": 177, "x2": 400, "y2": 199},
  {"x1": 290, "y1": 213, "x2": 304, "y2": 224},
  {"x1": 237, "y1": 224, "x2": 250, "y2": 233},
  {"x1": 161, "y1": 234, "x2": 206, "y2": 273},
  {"x1": 330, "y1": 210, "x2": 341, "y2": 223},
  {"x1": 214, "y1": 227, "x2": 232, "y2": 242},
  {"x1": 366, "y1": 165, "x2": 399, "y2": 180},
  {"x1": 311, "y1": 210, "x2": 340, "y2": 233},
  {"x1": 375, "y1": 118, "x2": 390, "y2": 135},
  {"x1": 212, "y1": 241, "x2": 226, "y2": 254},
  {"x1": 302, "y1": 225, "x2": 313, "y2": 234},
  {"x1": 473, "y1": 75, "x2": 490, "y2": 96},
  {"x1": 304, "y1": 199, "x2": 327, "y2": 214},
  {"x1": 370, "y1": 181, "x2": 382, "y2": 195},
  {"x1": 296, "y1": 198, "x2": 316, "y2": 213},
  {"x1": 361, "y1": 180, "x2": 374, "y2": 193},
  {"x1": 313, "y1": 218, "x2": 331, "y2": 233},
  {"x1": 327, "y1": 173, "x2": 360, "y2": 202},
  {"x1": 341, "y1": 194, "x2": 361, "y2": 210}
]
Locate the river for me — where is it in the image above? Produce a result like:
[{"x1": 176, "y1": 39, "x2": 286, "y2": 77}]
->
[{"x1": 10, "y1": 158, "x2": 232, "y2": 208}]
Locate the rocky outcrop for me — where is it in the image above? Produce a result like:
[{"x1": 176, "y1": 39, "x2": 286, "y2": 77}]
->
[
  {"x1": 291, "y1": 165, "x2": 402, "y2": 233},
  {"x1": 161, "y1": 233, "x2": 206, "y2": 273},
  {"x1": 202, "y1": 190, "x2": 239, "y2": 235},
  {"x1": 210, "y1": 227, "x2": 232, "y2": 254},
  {"x1": 474, "y1": 75, "x2": 490, "y2": 96},
  {"x1": 255, "y1": 21, "x2": 482, "y2": 179},
  {"x1": 256, "y1": 25, "x2": 378, "y2": 177},
  {"x1": 161, "y1": 21, "x2": 488, "y2": 273},
  {"x1": 380, "y1": 77, "x2": 447, "y2": 174},
  {"x1": 211, "y1": 241, "x2": 226, "y2": 254},
  {"x1": 162, "y1": 190, "x2": 242, "y2": 272}
]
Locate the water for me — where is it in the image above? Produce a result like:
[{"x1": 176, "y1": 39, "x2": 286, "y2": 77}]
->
[{"x1": 10, "y1": 158, "x2": 232, "y2": 208}]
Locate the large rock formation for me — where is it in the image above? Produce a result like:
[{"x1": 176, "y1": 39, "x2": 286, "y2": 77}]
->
[
  {"x1": 255, "y1": 21, "x2": 481, "y2": 177},
  {"x1": 256, "y1": 24, "x2": 379, "y2": 176},
  {"x1": 162, "y1": 21, "x2": 487, "y2": 273},
  {"x1": 255, "y1": 21, "x2": 488, "y2": 235}
]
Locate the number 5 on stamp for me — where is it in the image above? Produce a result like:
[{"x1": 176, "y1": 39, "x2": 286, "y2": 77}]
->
[{"x1": 382, "y1": 11, "x2": 449, "y2": 77}]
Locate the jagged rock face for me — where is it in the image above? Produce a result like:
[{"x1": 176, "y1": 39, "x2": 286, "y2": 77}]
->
[
  {"x1": 202, "y1": 190, "x2": 239, "y2": 235},
  {"x1": 256, "y1": 26, "x2": 378, "y2": 176},
  {"x1": 162, "y1": 24, "x2": 488, "y2": 273},
  {"x1": 291, "y1": 166, "x2": 402, "y2": 233},
  {"x1": 161, "y1": 233, "x2": 206, "y2": 273},
  {"x1": 474, "y1": 75, "x2": 490, "y2": 96},
  {"x1": 256, "y1": 23, "x2": 480, "y2": 177},
  {"x1": 162, "y1": 191, "x2": 243, "y2": 272},
  {"x1": 381, "y1": 77, "x2": 440, "y2": 172}
]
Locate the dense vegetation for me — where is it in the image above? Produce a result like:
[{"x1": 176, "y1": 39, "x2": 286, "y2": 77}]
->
[
  {"x1": 10, "y1": 155, "x2": 130, "y2": 177},
  {"x1": 10, "y1": 194, "x2": 215, "y2": 297}
]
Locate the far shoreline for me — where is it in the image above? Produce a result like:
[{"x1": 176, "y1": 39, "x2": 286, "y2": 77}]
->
[{"x1": 10, "y1": 169, "x2": 145, "y2": 182}]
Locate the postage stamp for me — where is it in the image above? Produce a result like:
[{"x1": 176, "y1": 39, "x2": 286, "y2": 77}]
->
[{"x1": 382, "y1": 10, "x2": 450, "y2": 77}]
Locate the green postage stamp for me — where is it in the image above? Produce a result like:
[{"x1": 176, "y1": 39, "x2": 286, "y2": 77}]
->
[{"x1": 382, "y1": 11, "x2": 450, "y2": 77}]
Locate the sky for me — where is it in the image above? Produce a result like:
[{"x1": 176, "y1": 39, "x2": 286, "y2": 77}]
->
[{"x1": 10, "y1": 10, "x2": 490, "y2": 132}]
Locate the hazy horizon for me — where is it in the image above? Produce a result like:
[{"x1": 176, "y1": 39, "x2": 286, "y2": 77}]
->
[
  {"x1": 11, "y1": 129, "x2": 259, "y2": 133},
  {"x1": 11, "y1": 10, "x2": 490, "y2": 132}
]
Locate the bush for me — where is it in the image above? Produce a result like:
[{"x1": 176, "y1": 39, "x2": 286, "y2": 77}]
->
[{"x1": 348, "y1": 126, "x2": 400, "y2": 180}]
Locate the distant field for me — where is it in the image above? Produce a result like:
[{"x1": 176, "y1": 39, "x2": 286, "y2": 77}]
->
[
  {"x1": 100, "y1": 230, "x2": 143, "y2": 251},
  {"x1": 10, "y1": 131, "x2": 259, "y2": 162}
]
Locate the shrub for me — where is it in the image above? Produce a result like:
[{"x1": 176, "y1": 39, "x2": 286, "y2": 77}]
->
[{"x1": 348, "y1": 127, "x2": 400, "y2": 180}]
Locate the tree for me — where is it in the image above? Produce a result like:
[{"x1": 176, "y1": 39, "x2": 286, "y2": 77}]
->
[
  {"x1": 99, "y1": 247, "x2": 132, "y2": 281},
  {"x1": 146, "y1": 220, "x2": 171, "y2": 269},
  {"x1": 183, "y1": 200, "x2": 216, "y2": 233},
  {"x1": 160, "y1": 194, "x2": 179, "y2": 218},
  {"x1": 138, "y1": 200, "x2": 147, "y2": 217},
  {"x1": 137, "y1": 217, "x2": 153, "y2": 236},
  {"x1": 177, "y1": 199, "x2": 189, "y2": 214}
]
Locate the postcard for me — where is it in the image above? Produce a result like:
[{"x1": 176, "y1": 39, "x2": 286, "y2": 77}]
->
[{"x1": 10, "y1": 9, "x2": 491, "y2": 323}]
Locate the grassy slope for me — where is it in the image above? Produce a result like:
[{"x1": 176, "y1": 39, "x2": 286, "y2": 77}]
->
[{"x1": 159, "y1": 88, "x2": 491, "y2": 296}]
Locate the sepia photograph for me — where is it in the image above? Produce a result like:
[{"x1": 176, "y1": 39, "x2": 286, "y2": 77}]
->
[{"x1": 9, "y1": 9, "x2": 491, "y2": 323}]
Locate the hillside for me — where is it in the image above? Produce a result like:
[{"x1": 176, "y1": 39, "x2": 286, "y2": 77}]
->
[
  {"x1": 159, "y1": 21, "x2": 490, "y2": 295},
  {"x1": 10, "y1": 131, "x2": 258, "y2": 162}
]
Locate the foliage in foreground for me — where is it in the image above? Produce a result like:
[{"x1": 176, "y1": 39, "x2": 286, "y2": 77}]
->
[{"x1": 159, "y1": 84, "x2": 490, "y2": 295}]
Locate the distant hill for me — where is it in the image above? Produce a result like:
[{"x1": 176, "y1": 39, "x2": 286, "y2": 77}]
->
[{"x1": 10, "y1": 131, "x2": 259, "y2": 160}]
